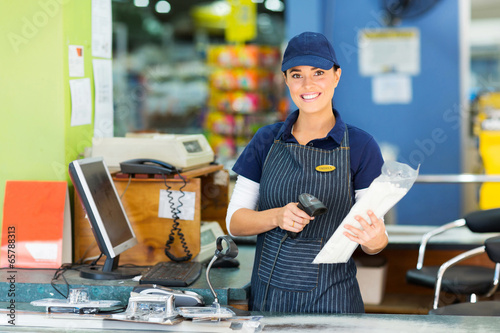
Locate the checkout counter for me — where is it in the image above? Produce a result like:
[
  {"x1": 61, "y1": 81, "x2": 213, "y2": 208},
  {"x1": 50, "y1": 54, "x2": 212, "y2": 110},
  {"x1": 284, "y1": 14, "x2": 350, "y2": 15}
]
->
[
  {"x1": 2, "y1": 227, "x2": 500, "y2": 332},
  {"x1": 2, "y1": 243, "x2": 500, "y2": 332},
  {"x1": 2, "y1": 169, "x2": 500, "y2": 331}
]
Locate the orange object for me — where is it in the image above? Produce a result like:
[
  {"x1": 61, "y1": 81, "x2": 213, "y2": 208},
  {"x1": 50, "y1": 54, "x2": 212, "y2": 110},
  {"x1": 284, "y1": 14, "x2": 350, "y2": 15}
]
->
[{"x1": 1, "y1": 181, "x2": 71, "y2": 268}]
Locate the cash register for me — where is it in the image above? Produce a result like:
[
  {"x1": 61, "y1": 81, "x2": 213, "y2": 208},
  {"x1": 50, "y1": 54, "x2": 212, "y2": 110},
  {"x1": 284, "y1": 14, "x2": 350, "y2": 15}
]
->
[{"x1": 89, "y1": 133, "x2": 214, "y2": 171}]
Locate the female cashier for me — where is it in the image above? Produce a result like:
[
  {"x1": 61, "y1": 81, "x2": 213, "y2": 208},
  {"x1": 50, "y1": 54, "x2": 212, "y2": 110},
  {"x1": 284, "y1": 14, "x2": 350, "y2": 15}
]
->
[{"x1": 225, "y1": 32, "x2": 388, "y2": 313}]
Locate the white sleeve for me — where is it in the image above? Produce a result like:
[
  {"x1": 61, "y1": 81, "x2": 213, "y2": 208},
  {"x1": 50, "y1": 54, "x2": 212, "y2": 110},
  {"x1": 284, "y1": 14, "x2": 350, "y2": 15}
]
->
[{"x1": 226, "y1": 175, "x2": 260, "y2": 236}]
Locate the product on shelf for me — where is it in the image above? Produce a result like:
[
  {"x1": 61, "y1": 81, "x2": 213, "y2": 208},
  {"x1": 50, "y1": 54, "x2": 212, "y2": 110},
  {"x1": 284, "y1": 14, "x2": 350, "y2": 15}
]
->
[{"x1": 204, "y1": 44, "x2": 283, "y2": 162}]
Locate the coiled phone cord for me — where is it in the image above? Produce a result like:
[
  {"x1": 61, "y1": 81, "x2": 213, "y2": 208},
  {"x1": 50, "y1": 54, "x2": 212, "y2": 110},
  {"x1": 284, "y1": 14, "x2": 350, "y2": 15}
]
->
[{"x1": 161, "y1": 171, "x2": 193, "y2": 262}]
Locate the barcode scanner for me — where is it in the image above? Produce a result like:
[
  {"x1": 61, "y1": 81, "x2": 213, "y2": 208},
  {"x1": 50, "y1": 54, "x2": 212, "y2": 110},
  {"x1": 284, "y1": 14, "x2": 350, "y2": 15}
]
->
[{"x1": 288, "y1": 193, "x2": 328, "y2": 239}]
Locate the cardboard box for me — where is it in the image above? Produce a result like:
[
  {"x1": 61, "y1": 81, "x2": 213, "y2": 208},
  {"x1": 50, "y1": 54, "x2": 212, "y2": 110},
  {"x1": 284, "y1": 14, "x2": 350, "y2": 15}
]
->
[{"x1": 355, "y1": 256, "x2": 388, "y2": 305}]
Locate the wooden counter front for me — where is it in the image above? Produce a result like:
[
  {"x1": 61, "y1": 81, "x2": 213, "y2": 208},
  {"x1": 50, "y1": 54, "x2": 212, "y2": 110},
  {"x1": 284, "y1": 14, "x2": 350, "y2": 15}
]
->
[
  {"x1": 73, "y1": 176, "x2": 201, "y2": 266},
  {"x1": 73, "y1": 165, "x2": 230, "y2": 266}
]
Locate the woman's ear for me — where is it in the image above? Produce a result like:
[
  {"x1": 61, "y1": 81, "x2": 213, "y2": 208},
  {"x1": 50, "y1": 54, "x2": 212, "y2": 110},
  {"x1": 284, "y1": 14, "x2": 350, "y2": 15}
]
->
[
  {"x1": 333, "y1": 68, "x2": 342, "y2": 87},
  {"x1": 283, "y1": 71, "x2": 289, "y2": 87}
]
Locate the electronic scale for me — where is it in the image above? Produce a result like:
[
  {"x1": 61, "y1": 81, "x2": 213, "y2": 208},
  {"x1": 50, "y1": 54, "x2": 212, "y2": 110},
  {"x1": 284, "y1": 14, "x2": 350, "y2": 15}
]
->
[
  {"x1": 90, "y1": 133, "x2": 215, "y2": 171},
  {"x1": 195, "y1": 221, "x2": 225, "y2": 263}
]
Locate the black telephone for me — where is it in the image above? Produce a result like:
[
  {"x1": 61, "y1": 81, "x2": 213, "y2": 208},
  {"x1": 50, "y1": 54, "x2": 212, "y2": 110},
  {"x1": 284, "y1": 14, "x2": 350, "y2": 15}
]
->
[
  {"x1": 119, "y1": 158, "x2": 191, "y2": 262},
  {"x1": 119, "y1": 158, "x2": 177, "y2": 175}
]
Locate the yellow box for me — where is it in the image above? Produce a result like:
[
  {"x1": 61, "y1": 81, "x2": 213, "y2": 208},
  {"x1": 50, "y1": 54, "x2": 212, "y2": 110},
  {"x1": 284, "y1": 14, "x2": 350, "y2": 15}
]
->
[{"x1": 479, "y1": 130, "x2": 500, "y2": 209}]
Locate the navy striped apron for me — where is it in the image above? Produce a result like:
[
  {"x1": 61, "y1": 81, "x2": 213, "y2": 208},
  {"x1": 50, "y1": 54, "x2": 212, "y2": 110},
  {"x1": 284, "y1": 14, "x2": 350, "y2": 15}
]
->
[{"x1": 249, "y1": 125, "x2": 364, "y2": 313}]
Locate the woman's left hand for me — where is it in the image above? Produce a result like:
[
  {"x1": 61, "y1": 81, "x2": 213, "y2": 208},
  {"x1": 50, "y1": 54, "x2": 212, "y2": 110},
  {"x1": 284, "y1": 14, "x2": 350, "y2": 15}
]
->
[{"x1": 343, "y1": 210, "x2": 388, "y2": 255}]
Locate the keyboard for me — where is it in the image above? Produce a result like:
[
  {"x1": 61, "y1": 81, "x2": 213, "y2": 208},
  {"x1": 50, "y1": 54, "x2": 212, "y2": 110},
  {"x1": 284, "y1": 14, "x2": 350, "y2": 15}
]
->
[{"x1": 139, "y1": 261, "x2": 202, "y2": 287}]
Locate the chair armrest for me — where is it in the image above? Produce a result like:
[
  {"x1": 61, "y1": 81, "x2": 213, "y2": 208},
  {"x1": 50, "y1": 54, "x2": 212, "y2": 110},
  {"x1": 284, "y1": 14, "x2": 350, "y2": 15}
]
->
[
  {"x1": 416, "y1": 219, "x2": 466, "y2": 269},
  {"x1": 432, "y1": 245, "x2": 486, "y2": 309},
  {"x1": 485, "y1": 236, "x2": 500, "y2": 263}
]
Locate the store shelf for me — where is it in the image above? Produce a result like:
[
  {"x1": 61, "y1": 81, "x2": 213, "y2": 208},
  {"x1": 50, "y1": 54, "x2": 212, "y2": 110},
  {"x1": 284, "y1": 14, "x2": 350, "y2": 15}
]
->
[{"x1": 204, "y1": 44, "x2": 284, "y2": 164}]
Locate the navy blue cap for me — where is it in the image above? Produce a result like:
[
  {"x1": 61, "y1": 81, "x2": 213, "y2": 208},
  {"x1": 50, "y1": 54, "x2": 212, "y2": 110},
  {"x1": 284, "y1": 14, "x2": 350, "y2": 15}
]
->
[{"x1": 281, "y1": 32, "x2": 340, "y2": 72}]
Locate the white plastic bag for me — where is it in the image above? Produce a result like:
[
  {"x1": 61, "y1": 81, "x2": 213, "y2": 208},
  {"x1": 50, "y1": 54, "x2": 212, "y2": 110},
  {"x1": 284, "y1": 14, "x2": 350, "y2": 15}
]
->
[{"x1": 313, "y1": 161, "x2": 419, "y2": 264}]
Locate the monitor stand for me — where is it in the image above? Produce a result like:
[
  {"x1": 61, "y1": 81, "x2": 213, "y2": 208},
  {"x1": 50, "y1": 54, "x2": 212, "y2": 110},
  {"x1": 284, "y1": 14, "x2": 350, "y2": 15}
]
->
[{"x1": 79, "y1": 255, "x2": 144, "y2": 280}]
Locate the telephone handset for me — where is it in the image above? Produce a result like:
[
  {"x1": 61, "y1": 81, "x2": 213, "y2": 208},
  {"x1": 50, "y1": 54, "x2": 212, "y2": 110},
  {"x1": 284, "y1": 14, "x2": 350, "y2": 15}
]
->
[
  {"x1": 119, "y1": 158, "x2": 192, "y2": 262},
  {"x1": 119, "y1": 158, "x2": 178, "y2": 175}
]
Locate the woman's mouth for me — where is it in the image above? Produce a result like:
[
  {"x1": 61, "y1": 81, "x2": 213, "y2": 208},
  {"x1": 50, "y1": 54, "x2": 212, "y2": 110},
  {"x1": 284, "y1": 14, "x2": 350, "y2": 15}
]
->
[{"x1": 301, "y1": 92, "x2": 320, "y2": 101}]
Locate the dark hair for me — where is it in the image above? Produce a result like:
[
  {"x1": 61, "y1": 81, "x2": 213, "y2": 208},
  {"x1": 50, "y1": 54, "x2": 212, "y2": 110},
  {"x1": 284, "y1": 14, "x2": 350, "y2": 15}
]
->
[{"x1": 283, "y1": 64, "x2": 340, "y2": 77}]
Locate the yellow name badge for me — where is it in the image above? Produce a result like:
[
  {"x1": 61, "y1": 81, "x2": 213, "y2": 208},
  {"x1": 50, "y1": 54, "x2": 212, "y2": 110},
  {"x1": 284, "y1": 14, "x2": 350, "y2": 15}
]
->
[{"x1": 315, "y1": 165, "x2": 336, "y2": 172}]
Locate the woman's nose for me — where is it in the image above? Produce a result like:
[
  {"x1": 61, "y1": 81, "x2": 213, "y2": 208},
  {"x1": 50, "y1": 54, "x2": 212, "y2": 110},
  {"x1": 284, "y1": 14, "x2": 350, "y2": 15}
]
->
[{"x1": 303, "y1": 75, "x2": 313, "y2": 87}]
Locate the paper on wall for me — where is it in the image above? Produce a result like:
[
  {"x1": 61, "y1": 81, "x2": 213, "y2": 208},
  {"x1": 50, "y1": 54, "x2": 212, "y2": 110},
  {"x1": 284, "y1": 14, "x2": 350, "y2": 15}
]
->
[
  {"x1": 313, "y1": 161, "x2": 419, "y2": 264},
  {"x1": 91, "y1": 0, "x2": 112, "y2": 58},
  {"x1": 69, "y1": 78, "x2": 92, "y2": 127},
  {"x1": 93, "y1": 58, "x2": 114, "y2": 138},
  {"x1": 158, "y1": 190, "x2": 196, "y2": 221},
  {"x1": 68, "y1": 45, "x2": 84, "y2": 77}
]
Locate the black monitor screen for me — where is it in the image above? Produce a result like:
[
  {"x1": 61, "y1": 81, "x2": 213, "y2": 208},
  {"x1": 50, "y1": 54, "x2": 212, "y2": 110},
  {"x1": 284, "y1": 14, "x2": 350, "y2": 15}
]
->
[
  {"x1": 79, "y1": 161, "x2": 133, "y2": 248},
  {"x1": 69, "y1": 157, "x2": 141, "y2": 280}
]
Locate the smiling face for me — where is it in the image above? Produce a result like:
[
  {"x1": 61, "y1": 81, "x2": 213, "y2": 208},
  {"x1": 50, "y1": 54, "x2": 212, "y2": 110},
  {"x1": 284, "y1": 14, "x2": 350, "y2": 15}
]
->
[{"x1": 284, "y1": 65, "x2": 341, "y2": 115}]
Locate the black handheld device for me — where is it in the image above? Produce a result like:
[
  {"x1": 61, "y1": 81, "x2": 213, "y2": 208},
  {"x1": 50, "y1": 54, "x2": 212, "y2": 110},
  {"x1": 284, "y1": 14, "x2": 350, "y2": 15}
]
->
[{"x1": 288, "y1": 193, "x2": 328, "y2": 239}]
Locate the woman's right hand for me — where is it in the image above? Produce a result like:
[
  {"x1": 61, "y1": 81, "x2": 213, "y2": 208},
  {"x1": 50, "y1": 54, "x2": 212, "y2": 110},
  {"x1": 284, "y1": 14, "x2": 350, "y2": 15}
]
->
[{"x1": 277, "y1": 202, "x2": 314, "y2": 233}]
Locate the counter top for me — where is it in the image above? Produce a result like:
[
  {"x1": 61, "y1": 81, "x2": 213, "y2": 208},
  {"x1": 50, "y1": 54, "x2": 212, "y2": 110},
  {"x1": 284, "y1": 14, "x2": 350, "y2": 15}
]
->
[
  {"x1": 0, "y1": 245, "x2": 255, "y2": 307},
  {"x1": 259, "y1": 313, "x2": 500, "y2": 332},
  {"x1": 2, "y1": 225, "x2": 495, "y2": 329},
  {"x1": 1, "y1": 309, "x2": 500, "y2": 332}
]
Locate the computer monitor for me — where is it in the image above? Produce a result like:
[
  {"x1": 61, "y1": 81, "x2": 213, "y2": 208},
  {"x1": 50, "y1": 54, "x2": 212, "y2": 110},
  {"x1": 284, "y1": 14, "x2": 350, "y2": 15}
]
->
[{"x1": 69, "y1": 156, "x2": 144, "y2": 280}]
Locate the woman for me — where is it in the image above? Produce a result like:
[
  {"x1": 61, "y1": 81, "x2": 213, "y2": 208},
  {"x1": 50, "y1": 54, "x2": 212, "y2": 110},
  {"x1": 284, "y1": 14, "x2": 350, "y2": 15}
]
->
[{"x1": 226, "y1": 31, "x2": 388, "y2": 313}]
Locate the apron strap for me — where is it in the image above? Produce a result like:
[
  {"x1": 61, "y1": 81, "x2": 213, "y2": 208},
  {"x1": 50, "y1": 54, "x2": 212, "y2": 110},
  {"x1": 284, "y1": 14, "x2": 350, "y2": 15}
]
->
[{"x1": 340, "y1": 124, "x2": 349, "y2": 148}]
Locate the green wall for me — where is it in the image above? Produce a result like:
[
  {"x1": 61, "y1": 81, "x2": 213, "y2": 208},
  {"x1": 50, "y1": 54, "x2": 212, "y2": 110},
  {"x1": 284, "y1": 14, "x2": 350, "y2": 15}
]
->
[{"x1": 0, "y1": 0, "x2": 94, "y2": 229}]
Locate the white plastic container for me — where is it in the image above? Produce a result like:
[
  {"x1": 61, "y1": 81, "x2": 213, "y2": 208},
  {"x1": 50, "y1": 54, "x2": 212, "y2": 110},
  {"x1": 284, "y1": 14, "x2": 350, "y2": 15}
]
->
[{"x1": 355, "y1": 256, "x2": 388, "y2": 305}]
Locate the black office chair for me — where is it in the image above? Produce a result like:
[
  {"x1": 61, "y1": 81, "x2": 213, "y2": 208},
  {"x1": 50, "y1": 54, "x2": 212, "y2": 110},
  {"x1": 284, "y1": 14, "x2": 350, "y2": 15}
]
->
[
  {"x1": 429, "y1": 236, "x2": 500, "y2": 315},
  {"x1": 406, "y1": 208, "x2": 500, "y2": 305}
]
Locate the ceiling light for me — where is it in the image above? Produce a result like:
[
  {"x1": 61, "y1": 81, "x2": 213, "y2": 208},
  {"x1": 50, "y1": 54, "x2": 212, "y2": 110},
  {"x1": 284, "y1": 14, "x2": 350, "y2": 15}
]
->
[
  {"x1": 155, "y1": 0, "x2": 171, "y2": 14},
  {"x1": 212, "y1": 1, "x2": 231, "y2": 16},
  {"x1": 264, "y1": 0, "x2": 284, "y2": 12},
  {"x1": 134, "y1": 0, "x2": 149, "y2": 7}
]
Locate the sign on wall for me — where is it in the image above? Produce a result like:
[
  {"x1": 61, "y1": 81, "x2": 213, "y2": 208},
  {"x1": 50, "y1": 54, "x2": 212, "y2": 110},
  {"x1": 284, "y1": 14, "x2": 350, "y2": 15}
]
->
[{"x1": 358, "y1": 28, "x2": 420, "y2": 76}]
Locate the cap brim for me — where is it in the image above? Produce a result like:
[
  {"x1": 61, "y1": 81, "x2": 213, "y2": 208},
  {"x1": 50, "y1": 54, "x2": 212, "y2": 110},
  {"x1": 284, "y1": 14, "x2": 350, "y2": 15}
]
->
[{"x1": 281, "y1": 55, "x2": 335, "y2": 72}]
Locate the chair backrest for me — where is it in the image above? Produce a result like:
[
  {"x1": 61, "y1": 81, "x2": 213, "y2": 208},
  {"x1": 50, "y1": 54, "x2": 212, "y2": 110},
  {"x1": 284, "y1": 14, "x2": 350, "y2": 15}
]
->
[
  {"x1": 464, "y1": 208, "x2": 500, "y2": 233},
  {"x1": 485, "y1": 236, "x2": 500, "y2": 263}
]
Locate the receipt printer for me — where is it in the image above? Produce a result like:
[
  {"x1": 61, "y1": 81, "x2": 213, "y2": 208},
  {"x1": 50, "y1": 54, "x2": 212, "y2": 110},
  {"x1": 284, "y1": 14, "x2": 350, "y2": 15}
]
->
[{"x1": 90, "y1": 134, "x2": 214, "y2": 171}]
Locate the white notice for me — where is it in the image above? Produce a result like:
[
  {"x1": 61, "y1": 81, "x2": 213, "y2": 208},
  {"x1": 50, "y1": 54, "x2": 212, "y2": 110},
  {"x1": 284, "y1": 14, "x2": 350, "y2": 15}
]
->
[
  {"x1": 69, "y1": 78, "x2": 92, "y2": 126},
  {"x1": 158, "y1": 190, "x2": 196, "y2": 221},
  {"x1": 359, "y1": 28, "x2": 420, "y2": 76},
  {"x1": 93, "y1": 58, "x2": 114, "y2": 137},
  {"x1": 68, "y1": 45, "x2": 84, "y2": 77},
  {"x1": 91, "y1": 0, "x2": 112, "y2": 58},
  {"x1": 372, "y1": 74, "x2": 412, "y2": 104}
]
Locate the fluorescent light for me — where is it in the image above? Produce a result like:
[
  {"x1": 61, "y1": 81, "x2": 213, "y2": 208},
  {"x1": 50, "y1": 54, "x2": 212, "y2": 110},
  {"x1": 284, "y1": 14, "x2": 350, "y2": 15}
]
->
[
  {"x1": 212, "y1": 1, "x2": 231, "y2": 15},
  {"x1": 155, "y1": 0, "x2": 171, "y2": 14},
  {"x1": 265, "y1": 0, "x2": 284, "y2": 12},
  {"x1": 134, "y1": 0, "x2": 149, "y2": 7}
]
